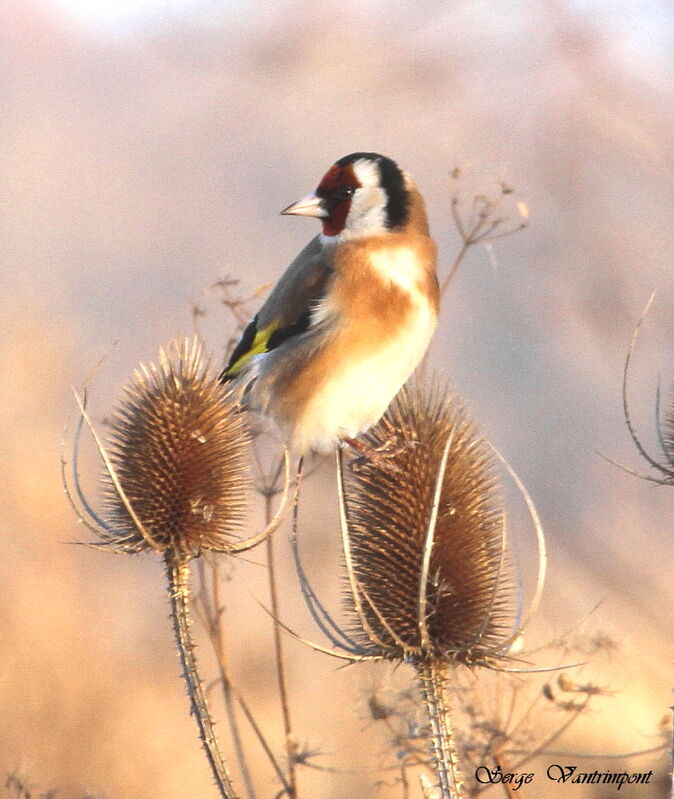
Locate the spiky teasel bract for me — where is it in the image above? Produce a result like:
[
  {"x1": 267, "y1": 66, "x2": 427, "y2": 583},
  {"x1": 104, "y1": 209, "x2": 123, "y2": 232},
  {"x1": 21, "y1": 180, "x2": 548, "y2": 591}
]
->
[
  {"x1": 340, "y1": 380, "x2": 515, "y2": 668},
  {"x1": 620, "y1": 297, "x2": 674, "y2": 799},
  {"x1": 100, "y1": 336, "x2": 250, "y2": 557},
  {"x1": 621, "y1": 294, "x2": 674, "y2": 487}
]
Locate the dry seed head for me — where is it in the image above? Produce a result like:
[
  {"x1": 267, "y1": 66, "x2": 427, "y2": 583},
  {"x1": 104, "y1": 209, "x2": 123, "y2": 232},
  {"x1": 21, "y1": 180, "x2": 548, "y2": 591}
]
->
[
  {"x1": 100, "y1": 337, "x2": 250, "y2": 556},
  {"x1": 342, "y1": 381, "x2": 514, "y2": 666}
]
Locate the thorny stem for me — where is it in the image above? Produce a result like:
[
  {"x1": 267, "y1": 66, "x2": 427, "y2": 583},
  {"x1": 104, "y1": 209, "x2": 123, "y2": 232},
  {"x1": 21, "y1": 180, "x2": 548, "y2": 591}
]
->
[
  {"x1": 416, "y1": 658, "x2": 465, "y2": 799},
  {"x1": 265, "y1": 491, "x2": 298, "y2": 798},
  {"x1": 165, "y1": 554, "x2": 238, "y2": 799}
]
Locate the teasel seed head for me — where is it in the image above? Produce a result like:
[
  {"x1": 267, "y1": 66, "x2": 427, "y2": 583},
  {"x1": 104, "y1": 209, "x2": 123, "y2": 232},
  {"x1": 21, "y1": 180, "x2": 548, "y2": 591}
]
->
[
  {"x1": 99, "y1": 336, "x2": 250, "y2": 556},
  {"x1": 340, "y1": 380, "x2": 515, "y2": 668}
]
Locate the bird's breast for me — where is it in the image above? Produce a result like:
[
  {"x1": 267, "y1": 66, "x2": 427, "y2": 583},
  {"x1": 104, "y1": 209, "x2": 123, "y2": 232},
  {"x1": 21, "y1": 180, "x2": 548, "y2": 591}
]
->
[
  {"x1": 290, "y1": 242, "x2": 438, "y2": 453},
  {"x1": 317, "y1": 236, "x2": 438, "y2": 331}
]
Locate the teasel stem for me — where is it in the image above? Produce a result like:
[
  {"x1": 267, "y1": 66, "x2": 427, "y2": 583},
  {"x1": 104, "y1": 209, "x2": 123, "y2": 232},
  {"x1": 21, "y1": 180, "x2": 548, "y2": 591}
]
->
[
  {"x1": 165, "y1": 552, "x2": 238, "y2": 799},
  {"x1": 416, "y1": 658, "x2": 465, "y2": 799}
]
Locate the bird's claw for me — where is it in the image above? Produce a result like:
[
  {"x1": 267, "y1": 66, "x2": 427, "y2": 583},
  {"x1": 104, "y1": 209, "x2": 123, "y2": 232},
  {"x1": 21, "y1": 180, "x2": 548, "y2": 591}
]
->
[{"x1": 343, "y1": 434, "x2": 417, "y2": 474}]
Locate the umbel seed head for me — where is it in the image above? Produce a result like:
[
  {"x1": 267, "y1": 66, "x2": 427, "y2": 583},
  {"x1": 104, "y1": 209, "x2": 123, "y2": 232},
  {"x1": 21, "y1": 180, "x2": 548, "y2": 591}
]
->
[
  {"x1": 341, "y1": 381, "x2": 514, "y2": 667},
  {"x1": 100, "y1": 337, "x2": 250, "y2": 557}
]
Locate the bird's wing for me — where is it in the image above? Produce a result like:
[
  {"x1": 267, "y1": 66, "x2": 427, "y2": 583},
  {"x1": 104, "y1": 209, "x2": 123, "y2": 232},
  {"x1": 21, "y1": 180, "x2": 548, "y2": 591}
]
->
[{"x1": 221, "y1": 236, "x2": 334, "y2": 380}]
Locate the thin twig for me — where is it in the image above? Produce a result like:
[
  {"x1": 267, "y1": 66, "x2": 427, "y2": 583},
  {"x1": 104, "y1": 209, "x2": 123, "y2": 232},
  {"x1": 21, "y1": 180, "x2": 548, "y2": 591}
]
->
[
  {"x1": 506, "y1": 742, "x2": 667, "y2": 760},
  {"x1": 266, "y1": 481, "x2": 298, "y2": 799},
  {"x1": 621, "y1": 292, "x2": 671, "y2": 478},
  {"x1": 493, "y1": 750, "x2": 528, "y2": 799},
  {"x1": 203, "y1": 559, "x2": 257, "y2": 799},
  {"x1": 489, "y1": 446, "x2": 547, "y2": 647},
  {"x1": 234, "y1": 687, "x2": 293, "y2": 793},
  {"x1": 509, "y1": 695, "x2": 591, "y2": 772},
  {"x1": 228, "y1": 447, "x2": 292, "y2": 554},
  {"x1": 440, "y1": 240, "x2": 471, "y2": 296},
  {"x1": 196, "y1": 559, "x2": 292, "y2": 798},
  {"x1": 441, "y1": 180, "x2": 528, "y2": 296}
]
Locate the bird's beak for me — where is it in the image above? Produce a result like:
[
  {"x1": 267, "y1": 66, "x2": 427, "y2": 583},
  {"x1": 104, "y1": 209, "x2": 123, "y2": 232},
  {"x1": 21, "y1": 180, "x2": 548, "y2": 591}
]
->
[{"x1": 280, "y1": 192, "x2": 328, "y2": 218}]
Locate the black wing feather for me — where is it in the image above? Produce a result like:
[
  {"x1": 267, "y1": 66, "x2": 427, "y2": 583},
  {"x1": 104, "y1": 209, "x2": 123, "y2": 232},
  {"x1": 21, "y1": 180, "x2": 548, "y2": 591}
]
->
[
  {"x1": 220, "y1": 236, "x2": 333, "y2": 383},
  {"x1": 221, "y1": 315, "x2": 258, "y2": 382}
]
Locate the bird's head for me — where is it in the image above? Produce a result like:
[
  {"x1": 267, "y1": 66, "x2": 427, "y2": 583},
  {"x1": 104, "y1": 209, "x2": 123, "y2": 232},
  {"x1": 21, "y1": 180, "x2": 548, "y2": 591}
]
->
[{"x1": 281, "y1": 152, "x2": 412, "y2": 240}]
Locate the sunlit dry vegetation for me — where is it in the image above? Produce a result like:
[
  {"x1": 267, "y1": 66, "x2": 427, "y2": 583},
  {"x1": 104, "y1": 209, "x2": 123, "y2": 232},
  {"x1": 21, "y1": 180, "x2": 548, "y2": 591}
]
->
[
  {"x1": 49, "y1": 177, "x2": 668, "y2": 799},
  {"x1": 1, "y1": 1, "x2": 673, "y2": 797}
]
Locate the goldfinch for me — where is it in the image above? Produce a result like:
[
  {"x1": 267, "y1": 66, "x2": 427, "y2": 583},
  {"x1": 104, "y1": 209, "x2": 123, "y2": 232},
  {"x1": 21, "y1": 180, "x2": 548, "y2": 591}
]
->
[{"x1": 221, "y1": 152, "x2": 439, "y2": 455}]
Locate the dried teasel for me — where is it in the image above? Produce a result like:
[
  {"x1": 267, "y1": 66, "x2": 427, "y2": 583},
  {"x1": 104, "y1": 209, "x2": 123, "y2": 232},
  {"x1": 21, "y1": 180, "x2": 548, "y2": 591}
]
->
[
  {"x1": 65, "y1": 336, "x2": 289, "y2": 557},
  {"x1": 63, "y1": 336, "x2": 290, "y2": 799},
  {"x1": 100, "y1": 336, "x2": 250, "y2": 556},
  {"x1": 339, "y1": 380, "x2": 516, "y2": 667},
  {"x1": 290, "y1": 380, "x2": 544, "y2": 799},
  {"x1": 341, "y1": 383, "x2": 518, "y2": 798},
  {"x1": 335, "y1": 383, "x2": 542, "y2": 798}
]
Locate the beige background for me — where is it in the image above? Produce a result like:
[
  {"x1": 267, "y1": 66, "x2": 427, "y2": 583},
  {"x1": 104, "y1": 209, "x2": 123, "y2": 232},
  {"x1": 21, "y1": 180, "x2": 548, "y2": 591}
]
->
[{"x1": 1, "y1": 1, "x2": 673, "y2": 796}]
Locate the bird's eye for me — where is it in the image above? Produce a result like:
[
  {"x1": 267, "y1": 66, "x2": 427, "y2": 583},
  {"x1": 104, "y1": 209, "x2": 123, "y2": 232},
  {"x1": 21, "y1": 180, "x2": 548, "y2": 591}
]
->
[{"x1": 335, "y1": 185, "x2": 355, "y2": 201}]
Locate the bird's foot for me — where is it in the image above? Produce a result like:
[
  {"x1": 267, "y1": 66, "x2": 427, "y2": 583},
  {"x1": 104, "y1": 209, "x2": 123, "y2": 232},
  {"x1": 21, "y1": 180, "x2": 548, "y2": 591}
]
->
[{"x1": 343, "y1": 435, "x2": 414, "y2": 473}]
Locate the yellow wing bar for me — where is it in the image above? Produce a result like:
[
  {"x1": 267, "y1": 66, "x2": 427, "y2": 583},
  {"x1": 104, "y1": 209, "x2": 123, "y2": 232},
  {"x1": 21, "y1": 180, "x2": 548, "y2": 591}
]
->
[{"x1": 225, "y1": 322, "x2": 278, "y2": 377}]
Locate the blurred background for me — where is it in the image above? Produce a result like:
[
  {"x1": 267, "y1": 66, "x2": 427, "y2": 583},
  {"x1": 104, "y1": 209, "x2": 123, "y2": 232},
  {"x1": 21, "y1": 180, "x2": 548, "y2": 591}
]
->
[{"x1": 1, "y1": 0, "x2": 673, "y2": 796}]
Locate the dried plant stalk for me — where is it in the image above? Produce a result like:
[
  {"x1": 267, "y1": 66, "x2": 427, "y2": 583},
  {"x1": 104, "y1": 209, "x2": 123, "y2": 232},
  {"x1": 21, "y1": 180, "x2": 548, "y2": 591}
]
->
[
  {"x1": 341, "y1": 381, "x2": 514, "y2": 665},
  {"x1": 166, "y1": 554, "x2": 237, "y2": 799},
  {"x1": 334, "y1": 380, "x2": 521, "y2": 799},
  {"x1": 66, "y1": 337, "x2": 265, "y2": 799},
  {"x1": 619, "y1": 292, "x2": 674, "y2": 485},
  {"x1": 441, "y1": 171, "x2": 528, "y2": 295},
  {"x1": 417, "y1": 659, "x2": 465, "y2": 798},
  {"x1": 619, "y1": 297, "x2": 674, "y2": 799}
]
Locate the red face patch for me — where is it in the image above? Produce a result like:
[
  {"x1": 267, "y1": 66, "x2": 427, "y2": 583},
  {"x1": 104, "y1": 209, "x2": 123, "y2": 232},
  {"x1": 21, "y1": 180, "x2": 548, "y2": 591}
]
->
[{"x1": 316, "y1": 164, "x2": 361, "y2": 236}]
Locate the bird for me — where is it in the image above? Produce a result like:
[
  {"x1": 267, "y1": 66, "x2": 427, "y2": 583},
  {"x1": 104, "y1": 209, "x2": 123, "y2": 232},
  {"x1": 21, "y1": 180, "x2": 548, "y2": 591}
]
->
[{"x1": 221, "y1": 152, "x2": 439, "y2": 457}]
